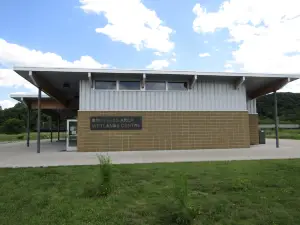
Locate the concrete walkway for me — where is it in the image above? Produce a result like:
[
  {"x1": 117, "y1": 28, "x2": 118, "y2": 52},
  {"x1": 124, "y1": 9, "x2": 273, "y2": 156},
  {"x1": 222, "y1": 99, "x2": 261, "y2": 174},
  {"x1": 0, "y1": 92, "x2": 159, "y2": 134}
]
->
[{"x1": 0, "y1": 139, "x2": 300, "y2": 168}]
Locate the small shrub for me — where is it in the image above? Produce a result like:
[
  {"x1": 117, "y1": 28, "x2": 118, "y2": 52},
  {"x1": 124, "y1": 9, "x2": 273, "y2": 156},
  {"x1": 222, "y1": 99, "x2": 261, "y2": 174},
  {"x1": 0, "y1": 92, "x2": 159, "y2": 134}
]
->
[
  {"x1": 17, "y1": 134, "x2": 25, "y2": 140},
  {"x1": 40, "y1": 133, "x2": 49, "y2": 139},
  {"x1": 158, "y1": 175, "x2": 198, "y2": 225},
  {"x1": 96, "y1": 154, "x2": 113, "y2": 196},
  {"x1": 1, "y1": 118, "x2": 25, "y2": 134},
  {"x1": 84, "y1": 155, "x2": 113, "y2": 197}
]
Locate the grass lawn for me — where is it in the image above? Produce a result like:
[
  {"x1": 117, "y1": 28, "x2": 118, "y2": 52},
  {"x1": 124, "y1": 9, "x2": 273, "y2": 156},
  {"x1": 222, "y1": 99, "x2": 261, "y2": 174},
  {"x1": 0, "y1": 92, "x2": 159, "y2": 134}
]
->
[
  {"x1": 1, "y1": 160, "x2": 300, "y2": 225},
  {"x1": 265, "y1": 129, "x2": 300, "y2": 140},
  {"x1": 0, "y1": 132, "x2": 66, "y2": 142}
]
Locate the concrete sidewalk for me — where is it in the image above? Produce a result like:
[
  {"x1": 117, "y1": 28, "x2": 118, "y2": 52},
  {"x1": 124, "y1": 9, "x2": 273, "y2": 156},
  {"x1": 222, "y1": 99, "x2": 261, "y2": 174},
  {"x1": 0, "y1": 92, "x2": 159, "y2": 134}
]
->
[{"x1": 1, "y1": 139, "x2": 300, "y2": 168}]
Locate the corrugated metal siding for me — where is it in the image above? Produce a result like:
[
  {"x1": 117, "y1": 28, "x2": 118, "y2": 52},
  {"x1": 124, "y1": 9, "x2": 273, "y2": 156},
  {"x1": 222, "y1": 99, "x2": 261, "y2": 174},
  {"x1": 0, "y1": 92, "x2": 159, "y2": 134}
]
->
[
  {"x1": 79, "y1": 80, "x2": 247, "y2": 111},
  {"x1": 247, "y1": 99, "x2": 257, "y2": 114}
]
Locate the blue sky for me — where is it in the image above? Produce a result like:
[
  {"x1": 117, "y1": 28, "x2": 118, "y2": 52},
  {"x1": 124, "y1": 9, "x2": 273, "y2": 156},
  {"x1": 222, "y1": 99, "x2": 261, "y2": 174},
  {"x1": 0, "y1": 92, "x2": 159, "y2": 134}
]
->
[{"x1": 0, "y1": 0, "x2": 299, "y2": 108}]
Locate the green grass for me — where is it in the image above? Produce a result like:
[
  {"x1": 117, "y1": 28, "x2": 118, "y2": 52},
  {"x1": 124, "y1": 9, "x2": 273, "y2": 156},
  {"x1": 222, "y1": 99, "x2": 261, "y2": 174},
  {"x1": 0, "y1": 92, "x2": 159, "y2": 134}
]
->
[
  {"x1": 265, "y1": 129, "x2": 300, "y2": 140},
  {"x1": 259, "y1": 119, "x2": 298, "y2": 124},
  {"x1": 0, "y1": 132, "x2": 66, "y2": 142},
  {"x1": 1, "y1": 160, "x2": 300, "y2": 225}
]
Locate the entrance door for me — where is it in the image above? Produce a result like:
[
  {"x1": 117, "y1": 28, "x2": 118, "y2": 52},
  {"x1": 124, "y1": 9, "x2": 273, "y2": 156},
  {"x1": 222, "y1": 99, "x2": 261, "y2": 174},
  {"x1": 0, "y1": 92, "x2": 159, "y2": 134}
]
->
[{"x1": 66, "y1": 119, "x2": 77, "y2": 151}]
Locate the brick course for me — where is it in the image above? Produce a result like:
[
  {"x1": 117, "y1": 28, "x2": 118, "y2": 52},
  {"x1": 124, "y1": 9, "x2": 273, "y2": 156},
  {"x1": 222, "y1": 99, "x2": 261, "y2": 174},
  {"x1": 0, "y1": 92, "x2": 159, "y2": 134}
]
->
[
  {"x1": 77, "y1": 111, "x2": 251, "y2": 152},
  {"x1": 249, "y1": 114, "x2": 259, "y2": 145}
]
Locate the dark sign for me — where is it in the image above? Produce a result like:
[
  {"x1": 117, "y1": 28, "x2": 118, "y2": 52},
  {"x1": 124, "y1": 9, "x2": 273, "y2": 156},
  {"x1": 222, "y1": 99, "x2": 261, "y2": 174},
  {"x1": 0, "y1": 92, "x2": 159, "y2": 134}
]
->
[{"x1": 90, "y1": 116, "x2": 142, "y2": 130}]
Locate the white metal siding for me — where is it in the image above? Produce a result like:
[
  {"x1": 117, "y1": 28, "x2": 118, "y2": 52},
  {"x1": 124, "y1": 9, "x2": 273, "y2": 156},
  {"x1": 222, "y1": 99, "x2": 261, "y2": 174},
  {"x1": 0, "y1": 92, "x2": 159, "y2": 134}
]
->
[
  {"x1": 247, "y1": 99, "x2": 257, "y2": 114},
  {"x1": 79, "y1": 80, "x2": 247, "y2": 111}
]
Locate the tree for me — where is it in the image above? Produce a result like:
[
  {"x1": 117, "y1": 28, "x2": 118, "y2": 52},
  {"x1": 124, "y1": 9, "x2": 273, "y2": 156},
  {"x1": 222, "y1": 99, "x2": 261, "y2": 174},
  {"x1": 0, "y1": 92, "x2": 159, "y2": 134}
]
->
[
  {"x1": 0, "y1": 105, "x2": 3, "y2": 124},
  {"x1": 257, "y1": 92, "x2": 300, "y2": 124},
  {"x1": 0, "y1": 102, "x2": 58, "y2": 133},
  {"x1": 1, "y1": 118, "x2": 25, "y2": 134}
]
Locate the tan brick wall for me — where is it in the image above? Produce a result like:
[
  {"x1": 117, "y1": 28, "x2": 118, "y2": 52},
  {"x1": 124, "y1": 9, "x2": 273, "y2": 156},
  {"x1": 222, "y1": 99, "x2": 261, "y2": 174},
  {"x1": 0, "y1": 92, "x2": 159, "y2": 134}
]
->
[
  {"x1": 249, "y1": 114, "x2": 259, "y2": 145},
  {"x1": 77, "y1": 111, "x2": 250, "y2": 152}
]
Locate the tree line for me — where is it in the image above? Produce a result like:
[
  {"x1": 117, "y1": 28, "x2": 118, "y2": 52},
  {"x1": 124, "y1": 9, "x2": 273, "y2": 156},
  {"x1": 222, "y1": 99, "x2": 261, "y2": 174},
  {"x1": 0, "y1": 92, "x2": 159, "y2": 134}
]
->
[
  {"x1": 257, "y1": 92, "x2": 300, "y2": 124},
  {"x1": 0, "y1": 103, "x2": 56, "y2": 134}
]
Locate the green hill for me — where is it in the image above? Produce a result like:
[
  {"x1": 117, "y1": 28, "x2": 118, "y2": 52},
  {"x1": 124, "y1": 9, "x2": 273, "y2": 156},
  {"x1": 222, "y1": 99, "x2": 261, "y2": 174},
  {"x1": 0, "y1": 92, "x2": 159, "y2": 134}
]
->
[{"x1": 257, "y1": 92, "x2": 300, "y2": 124}]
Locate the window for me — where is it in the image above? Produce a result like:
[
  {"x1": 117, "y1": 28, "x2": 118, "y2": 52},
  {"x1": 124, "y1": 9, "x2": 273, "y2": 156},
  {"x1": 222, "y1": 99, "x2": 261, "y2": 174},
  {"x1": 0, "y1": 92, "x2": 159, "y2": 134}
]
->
[
  {"x1": 119, "y1": 81, "x2": 141, "y2": 90},
  {"x1": 95, "y1": 81, "x2": 116, "y2": 90},
  {"x1": 168, "y1": 82, "x2": 188, "y2": 90},
  {"x1": 145, "y1": 81, "x2": 166, "y2": 90}
]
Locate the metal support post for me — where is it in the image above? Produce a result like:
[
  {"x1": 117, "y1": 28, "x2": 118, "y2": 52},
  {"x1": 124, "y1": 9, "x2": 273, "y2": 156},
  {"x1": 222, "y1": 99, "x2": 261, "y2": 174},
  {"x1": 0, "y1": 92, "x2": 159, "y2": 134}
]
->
[
  {"x1": 274, "y1": 91, "x2": 279, "y2": 148},
  {"x1": 50, "y1": 117, "x2": 53, "y2": 142},
  {"x1": 37, "y1": 88, "x2": 41, "y2": 153},
  {"x1": 57, "y1": 118, "x2": 60, "y2": 141},
  {"x1": 26, "y1": 107, "x2": 30, "y2": 147}
]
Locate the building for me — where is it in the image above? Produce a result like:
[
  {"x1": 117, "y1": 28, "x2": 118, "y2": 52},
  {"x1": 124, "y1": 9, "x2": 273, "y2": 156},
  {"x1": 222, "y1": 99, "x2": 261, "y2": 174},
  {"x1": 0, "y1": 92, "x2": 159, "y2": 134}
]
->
[{"x1": 11, "y1": 67, "x2": 299, "y2": 152}]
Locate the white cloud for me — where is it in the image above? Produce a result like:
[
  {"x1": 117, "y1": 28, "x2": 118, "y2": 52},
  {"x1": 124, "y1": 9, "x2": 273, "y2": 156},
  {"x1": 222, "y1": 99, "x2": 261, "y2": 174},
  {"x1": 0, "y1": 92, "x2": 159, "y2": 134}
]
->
[
  {"x1": 204, "y1": 40, "x2": 208, "y2": 44},
  {"x1": 199, "y1": 52, "x2": 211, "y2": 57},
  {"x1": 0, "y1": 38, "x2": 110, "y2": 91},
  {"x1": 0, "y1": 99, "x2": 18, "y2": 109},
  {"x1": 224, "y1": 63, "x2": 232, "y2": 68},
  {"x1": 0, "y1": 69, "x2": 36, "y2": 91},
  {"x1": 0, "y1": 38, "x2": 110, "y2": 106},
  {"x1": 151, "y1": 51, "x2": 176, "y2": 66},
  {"x1": 280, "y1": 80, "x2": 300, "y2": 93},
  {"x1": 146, "y1": 60, "x2": 169, "y2": 70},
  {"x1": 0, "y1": 39, "x2": 110, "y2": 69},
  {"x1": 79, "y1": 0, "x2": 174, "y2": 53},
  {"x1": 170, "y1": 52, "x2": 176, "y2": 62},
  {"x1": 193, "y1": 0, "x2": 300, "y2": 73},
  {"x1": 10, "y1": 92, "x2": 28, "y2": 95},
  {"x1": 224, "y1": 69, "x2": 234, "y2": 73},
  {"x1": 192, "y1": 0, "x2": 300, "y2": 92}
]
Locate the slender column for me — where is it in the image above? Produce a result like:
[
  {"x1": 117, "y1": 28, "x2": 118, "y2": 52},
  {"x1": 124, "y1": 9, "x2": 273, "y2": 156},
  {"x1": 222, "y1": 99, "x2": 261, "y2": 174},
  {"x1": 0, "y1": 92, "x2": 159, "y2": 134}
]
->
[
  {"x1": 57, "y1": 118, "x2": 60, "y2": 141},
  {"x1": 274, "y1": 91, "x2": 279, "y2": 148},
  {"x1": 50, "y1": 117, "x2": 53, "y2": 143},
  {"x1": 37, "y1": 88, "x2": 41, "y2": 153},
  {"x1": 26, "y1": 107, "x2": 30, "y2": 147}
]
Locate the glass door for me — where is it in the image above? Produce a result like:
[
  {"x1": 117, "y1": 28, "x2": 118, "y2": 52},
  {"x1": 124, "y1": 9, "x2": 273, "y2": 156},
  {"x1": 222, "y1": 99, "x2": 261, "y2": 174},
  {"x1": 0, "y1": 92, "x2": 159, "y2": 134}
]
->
[{"x1": 66, "y1": 119, "x2": 77, "y2": 151}]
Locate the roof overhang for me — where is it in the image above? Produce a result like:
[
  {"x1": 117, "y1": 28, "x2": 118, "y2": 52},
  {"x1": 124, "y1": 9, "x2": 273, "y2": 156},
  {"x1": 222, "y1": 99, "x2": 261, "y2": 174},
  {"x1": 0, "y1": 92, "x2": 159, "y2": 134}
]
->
[
  {"x1": 10, "y1": 93, "x2": 66, "y2": 111},
  {"x1": 10, "y1": 94, "x2": 77, "y2": 119},
  {"x1": 13, "y1": 67, "x2": 300, "y2": 104},
  {"x1": 10, "y1": 94, "x2": 50, "y2": 107}
]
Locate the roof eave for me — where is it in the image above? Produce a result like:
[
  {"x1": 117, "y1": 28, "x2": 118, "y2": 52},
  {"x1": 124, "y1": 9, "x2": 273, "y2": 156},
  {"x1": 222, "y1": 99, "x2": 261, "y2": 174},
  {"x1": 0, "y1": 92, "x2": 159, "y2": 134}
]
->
[{"x1": 13, "y1": 66, "x2": 300, "y2": 79}]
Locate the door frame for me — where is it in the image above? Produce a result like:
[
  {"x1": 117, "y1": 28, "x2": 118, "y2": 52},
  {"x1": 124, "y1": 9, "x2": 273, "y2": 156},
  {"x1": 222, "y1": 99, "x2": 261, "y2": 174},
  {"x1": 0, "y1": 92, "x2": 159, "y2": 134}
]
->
[{"x1": 66, "y1": 119, "x2": 77, "y2": 151}]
